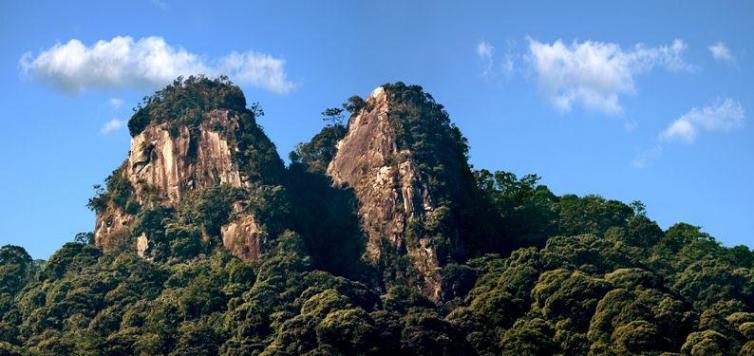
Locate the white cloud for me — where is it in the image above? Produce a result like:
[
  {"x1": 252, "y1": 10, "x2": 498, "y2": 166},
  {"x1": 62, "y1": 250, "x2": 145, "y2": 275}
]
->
[
  {"x1": 100, "y1": 118, "x2": 127, "y2": 134},
  {"x1": 477, "y1": 41, "x2": 494, "y2": 77},
  {"x1": 108, "y1": 98, "x2": 124, "y2": 109},
  {"x1": 501, "y1": 53, "x2": 515, "y2": 78},
  {"x1": 708, "y1": 41, "x2": 734, "y2": 63},
  {"x1": 632, "y1": 145, "x2": 663, "y2": 168},
  {"x1": 632, "y1": 98, "x2": 744, "y2": 168},
  {"x1": 219, "y1": 52, "x2": 295, "y2": 95},
  {"x1": 527, "y1": 38, "x2": 692, "y2": 114},
  {"x1": 477, "y1": 40, "x2": 519, "y2": 79},
  {"x1": 19, "y1": 36, "x2": 295, "y2": 94},
  {"x1": 661, "y1": 98, "x2": 745, "y2": 143},
  {"x1": 477, "y1": 41, "x2": 494, "y2": 59}
]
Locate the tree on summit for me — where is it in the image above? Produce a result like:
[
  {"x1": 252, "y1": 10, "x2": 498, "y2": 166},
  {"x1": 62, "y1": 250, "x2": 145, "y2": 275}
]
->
[{"x1": 321, "y1": 107, "x2": 345, "y2": 127}]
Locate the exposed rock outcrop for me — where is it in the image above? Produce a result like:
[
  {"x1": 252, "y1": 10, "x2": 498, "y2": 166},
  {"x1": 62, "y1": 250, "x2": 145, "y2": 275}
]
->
[
  {"x1": 125, "y1": 109, "x2": 245, "y2": 206},
  {"x1": 327, "y1": 84, "x2": 476, "y2": 300},
  {"x1": 95, "y1": 111, "x2": 253, "y2": 253},
  {"x1": 221, "y1": 212, "x2": 263, "y2": 261},
  {"x1": 93, "y1": 201, "x2": 133, "y2": 252},
  {"x1": 93, "y1": 77, "x2": 283, "y2": 260},
  {"x1": 91, "y1": 77, "x2": 498, "y2": 299}
]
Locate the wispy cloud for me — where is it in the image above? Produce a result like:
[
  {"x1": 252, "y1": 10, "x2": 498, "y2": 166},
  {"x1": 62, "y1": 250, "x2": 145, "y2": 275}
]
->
[
  {"x1": 501, "y1": 53, "x2": 515, "y2": 78},
  {"x1": 660, "y1": 98, "x2": 745, "y2": 143},
  {"x1": 20, "y1": 36, "x2": 295, "y2": 95},
  {"x1": 633, "y1": 98, "x2": 745, "y2": 168},
  {"x1": 527, "y1": 38, "x2": 693, "y2": 114},
  {"x1": 632, "y1": 145, "x2": 663, "y2": 168},
  {"x1": 708, "y1": 41, "x2": 735, "y2": 64},
  {"x1": 100, "y1": 118, "x2": 127, "y2": 134},
  {"x1": 108, "y1": 98, "x2": 124, "y2": 109},
  {"x1": 476, "y1": 40, "x2": 517, "y2": 79},
  {"x1": 477, "y1": 41, "x2": 495, "y2": 77}
]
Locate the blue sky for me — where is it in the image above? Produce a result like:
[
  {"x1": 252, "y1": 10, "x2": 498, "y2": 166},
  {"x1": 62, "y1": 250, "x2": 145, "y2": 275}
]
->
[{"x1": 1, "y1": 1, "x2": 752, "y2": 258}]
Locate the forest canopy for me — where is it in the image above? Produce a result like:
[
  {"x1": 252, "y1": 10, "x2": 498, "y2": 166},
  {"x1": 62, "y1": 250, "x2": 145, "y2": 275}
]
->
[
  {"x1": 1, "y1": 78, "x2": 752, "y2": 355},
  {"x1": 2, "y1": 169, "x2": 751, "y2": 355}
]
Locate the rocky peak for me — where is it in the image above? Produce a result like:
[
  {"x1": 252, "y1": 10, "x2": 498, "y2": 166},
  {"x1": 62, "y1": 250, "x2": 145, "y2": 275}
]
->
[
  {"x1": 89, "y1": 78, "x2": 499, "y2": 298},
  {"x1": 327, "y1": 83, "x2": 480, "y2": 301},
  {"x1": 126, "y1": 109, "x2": 246, "y2": 206},
  {"x1": 92, "y1": 76, "x2": 284, "y2": 260}
]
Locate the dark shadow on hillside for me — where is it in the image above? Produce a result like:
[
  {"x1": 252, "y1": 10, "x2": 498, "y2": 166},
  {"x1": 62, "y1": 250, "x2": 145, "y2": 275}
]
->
[{"x1": 284, "y1": 163, "x2": 372, "y2": 281}]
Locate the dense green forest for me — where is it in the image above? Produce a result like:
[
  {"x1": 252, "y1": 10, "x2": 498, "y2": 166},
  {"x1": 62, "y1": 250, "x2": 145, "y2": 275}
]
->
[{"x1": 1, "y1": 78, "x2": 752, "y2": 355}]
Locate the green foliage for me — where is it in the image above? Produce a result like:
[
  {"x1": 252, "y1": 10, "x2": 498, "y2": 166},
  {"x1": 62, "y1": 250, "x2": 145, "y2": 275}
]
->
[
  {"x1": 555, "y1": 194, "x2": 634, "y2": 237},
  {"x1": 475, "y1": 169, "x2": 557, "y2": 247},
  {"x1": 128, "y1": 75, "x2": 246, "y2": 137},
  {"x1": 290, "y1": 124, "x2": 347, "y2": 173},
  {"x1": 0, "y1": 245, "x2": 35, "y2": 296},
  {"x1": 123, "y1": 75, "x2": 284, "y2": 186},
  {"x1": 233, "y1": 111, "x2": 285, "y2": 185},
  {"x1": 6, "y1": 187, "x2": 754, "y2": 356},
  {"x1": 383, "y1": 82, "x2": 471, "y2": 202},
  {"x1": 343, "y1": 95, "x2": 367, "y2": 114},
  {"x1": 457, "y1": 215, "x2": 752, "y2": 355},
  {"x1": 131, "y1": 206, "x2": 175, "y2": 261},
  {"x1": 440, "y1": 263, "x2": 476, "y2": 302},
  {"x1": 87, "y1": 163, "x2": 140, "y2": 214},
  {"x1": 471, "y1": 169, "x2": 665, "y2": 254},
  {"x1": 681, "y1": 329, "x2": 731, "y2": 355},
  {"x1": 41, "y1": 242, "x2": 102, "y2": 280},
  {"x1": 321, "y1": 107, "x2": 345, "y2": 126},
  {"x1": 499, "y1": 318, "x2": 558, "y2": 355},
  {"x1": 672, "y1": 259, "x2": 753, "y2": 311},
  {"x1": 244, "y1": 185, "x2": 291, "y2": 239},
  {"x1": 176, "y1": 185, "x2": 243, "y2": 237},
  {"x1": 166, "y1": 224, "x2": 204, "y2": 259},
  {"x1": 3, "y1": 82, "x2": 754, "y2": 355},
  {"x1": 379, "y1": 83, "x2": 509, "y2": 265},
  {"x1": 286, "y1": 123, "x2": 368, "y2": 278},
  {"x1": 284, "y1": 162, "x2": 367, "y2": 278}
]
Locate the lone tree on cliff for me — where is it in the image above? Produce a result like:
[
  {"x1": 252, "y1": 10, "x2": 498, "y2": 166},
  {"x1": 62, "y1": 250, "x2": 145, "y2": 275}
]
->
[{"x1": 321, "y1": 107, "x2": 345, "y2": 126}]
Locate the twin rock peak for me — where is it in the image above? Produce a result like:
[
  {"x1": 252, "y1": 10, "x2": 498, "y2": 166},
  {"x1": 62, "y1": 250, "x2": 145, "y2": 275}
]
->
[{"x1": 92, "y1": 77, "x2": 502, "y2": 301}]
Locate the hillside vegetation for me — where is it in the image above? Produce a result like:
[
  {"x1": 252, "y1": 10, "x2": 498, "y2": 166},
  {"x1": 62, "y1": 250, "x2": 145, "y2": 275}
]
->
[{"x1": 1, "y1": 78, "x2": 752, "y2": 355}]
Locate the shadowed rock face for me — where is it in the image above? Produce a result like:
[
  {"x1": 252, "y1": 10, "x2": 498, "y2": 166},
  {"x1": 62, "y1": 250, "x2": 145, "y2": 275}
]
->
[{"x1": 327, "y1": 86, "x2": 464, "y2": 301}]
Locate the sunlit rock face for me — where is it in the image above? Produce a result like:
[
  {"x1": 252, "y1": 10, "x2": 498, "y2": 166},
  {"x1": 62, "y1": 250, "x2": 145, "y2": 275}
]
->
[
  {"x1": 221, "y1": 211, "x2": 263, "y2": 261},
  {"x1": 93, "y1": 79, "x2": 284, "y2": 262},
  {"x1": 125, "y1": 110, "x2": 245, "y2": 206},
  {"x1": 95, "y1": 110, "x2": 263, "y2": 258},
  {"x1": 92, "y1": 79, "x2": 495, "y2": 298},
  {"x1": 327, "y1": 86, "x2": 470, "y2": 301},
  {"x1": 94, "y1": 201, "x2": 133, "y2": 253}
]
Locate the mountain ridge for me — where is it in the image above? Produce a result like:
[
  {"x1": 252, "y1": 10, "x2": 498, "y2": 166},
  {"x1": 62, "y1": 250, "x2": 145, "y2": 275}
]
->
[{"x1": 0, "y1": 76, "x2": 752, "y2": 355}]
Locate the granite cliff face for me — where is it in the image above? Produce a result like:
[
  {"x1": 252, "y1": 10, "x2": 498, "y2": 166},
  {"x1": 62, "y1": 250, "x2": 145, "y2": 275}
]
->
[
  {"x1": 92, "y1": 77, "x2": 283, "y2": 260},
  {"x1": 125, "y1": 109, "x2": 244, "y2": 205},
  {"x1": 14, "y1": 77, "x2": 749, "y2": 356},
  {"x1": 91, "y1": 78, "x2": 494, "y2": 301},
  {"x1": 94, "y1": 201, "x2": 133, "y2": 252},
  {"x1": 327, "y1": 84, "x2": 480, "y2": 300}
]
